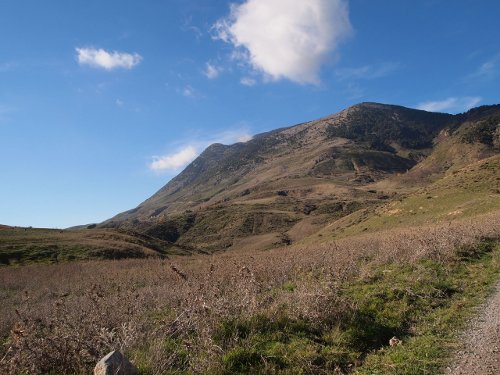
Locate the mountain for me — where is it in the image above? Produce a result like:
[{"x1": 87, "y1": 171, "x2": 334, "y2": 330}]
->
[{"x1": 100, "y1": 102, "x2": 500, "y2": 253}]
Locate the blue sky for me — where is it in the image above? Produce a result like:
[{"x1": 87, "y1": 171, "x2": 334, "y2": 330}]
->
[{"x1": 0, "y1": 0, "x2": 499, "y2": 228}]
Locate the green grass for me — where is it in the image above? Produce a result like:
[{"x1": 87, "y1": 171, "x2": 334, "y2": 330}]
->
[
  {"x1": 216, "y1": 312, "x2": 356, "y2": 374},
  {"x1": 313, "y1": 155, "x2": 500, "y2": 241},
  {"x1": 132, "y1": 337, "x2": 190, "y2": 375},
  {"x1": 0, "y1": 226, "x2": 185, "y2": 266},
  {"x1": 201, "y1": 239, "x2": 499, "y2": 374},
  {"x1": 356, "y1": 240, "x2": 499, "y2": 374}
]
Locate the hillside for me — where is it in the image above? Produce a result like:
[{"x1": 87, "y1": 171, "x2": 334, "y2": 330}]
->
[
  {"x1": 308, "y1": 154, "x2": 500, "y2": 242},
  {"x1": 0, "y1": 226, "x2": 190, "y2": 266},
  {"x1": 102, "y1": 102, "x2": 500, "y2": 253},
  {"x1": 106, "y1": 103, "x2": 454, "y2": 222}
]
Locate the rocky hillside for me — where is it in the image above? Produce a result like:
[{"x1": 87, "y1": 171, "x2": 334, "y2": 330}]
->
[{"x1": 102, "y1": 103, "x2": 500, "y2": 252}]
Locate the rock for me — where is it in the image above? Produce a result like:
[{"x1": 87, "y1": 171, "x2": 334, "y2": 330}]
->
[
  {"x1": 94, "y1": 351, "x2": 138, "y2": 375},
  {"x1": 389, "y1": 336, "x2": 402, "y2": 347}
]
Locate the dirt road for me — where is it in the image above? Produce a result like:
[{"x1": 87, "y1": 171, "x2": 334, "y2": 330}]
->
[{"x1": 445, "y1": 282, "x2": 500, "y2": 374}]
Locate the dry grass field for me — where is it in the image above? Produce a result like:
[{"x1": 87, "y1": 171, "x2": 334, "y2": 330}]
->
[{"x1": 1, "y1": 212, "x2": 498, "y2": 374}]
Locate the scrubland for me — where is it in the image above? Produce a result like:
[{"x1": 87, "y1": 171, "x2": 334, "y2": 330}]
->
[{"x1": 0, "y1": 212, "x2": 499, "y2": 374}]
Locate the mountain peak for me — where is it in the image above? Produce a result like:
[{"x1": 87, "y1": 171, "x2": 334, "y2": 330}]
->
[
  {"x1": 103, "y1": 102, "x2": 498, "y2": 251},
  {"x1": 347, "y1": 102, "x2": 429, "y2": 113},
  {"x1": 349, "y1": 101, "x2": 392, "y2": 109}
]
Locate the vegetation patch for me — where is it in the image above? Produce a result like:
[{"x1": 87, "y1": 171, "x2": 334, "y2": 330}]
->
[
  {"x1": 356, "y1": 239, "x2": 499, "y2": 374},
  {"x1": 1, "y1": 218, "x2": 498, "y2": 374},
  {"x1": 202, "y1": 239, "x2": 499, "y2": 374},
  {"x1": 326, "y1": 104, "x2": 453, "y2": 149},
  {"x1": 0, "y1": 227, "x2": 185, "y2": 266}
]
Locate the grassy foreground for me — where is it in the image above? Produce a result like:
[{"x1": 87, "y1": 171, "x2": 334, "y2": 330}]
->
[
  {"x1": 191, "y1": 240, "x2": 499, "y2": 375},
  {"x1": 0, "y1": 215, "x2": 498, "y2": 374},
  {"x1": 355, "y1": 240, "x2": 499, "y2": 374}
]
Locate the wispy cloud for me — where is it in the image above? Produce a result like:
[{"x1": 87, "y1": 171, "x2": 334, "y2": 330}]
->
[
  {"x1": 178, "y1": 85, "x2": 199, "y2": 98},
  {"x1": 416, "y1": 96, "x2": 482, "y2": 113},
  {"x1": 213, "y1": 0, "x2": 352, "y2": 85},
  {"x1": 182, "y1": 16, "x2": 204, "y2": 40},
  {"x1": 240, "y1": 77, "x2": 256, "y2": 86},
  {"x1": 336, "y1": 62, "x2": 399, "y2": 80},
  {"x1": 150, "y1": 146, "x2": 198, "y2": 172},
  {"x1": 217, "y1": 128, "x2": 254, "y2": 143},
  {"x1": 204, "y1": 63, "x2": 221, "y2": 79},
  {"x1": 149, "y1": 128, "x2": 254, "y2": 172},
  {"x1": 466, "y1": 54, "x2": 500, "y2": 80},
  {"x1": 470, "y1": 60, "x2": 498, "y2": 79},
  {"x1": 76, "y1": 47, "x2": 142, "y2": 70}
]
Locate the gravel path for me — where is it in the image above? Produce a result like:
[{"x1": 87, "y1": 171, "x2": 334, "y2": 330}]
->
[{"x1": 445, "y1": 282, "x2": 500, "y2": 374}]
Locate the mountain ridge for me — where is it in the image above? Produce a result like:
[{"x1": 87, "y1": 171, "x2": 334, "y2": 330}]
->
[
  {"x1": 1, "y1": 102, "x2": 498, "y2": 264},
  {"x1": 101, "y1": 102, "x2": 499, "y2": 253}
]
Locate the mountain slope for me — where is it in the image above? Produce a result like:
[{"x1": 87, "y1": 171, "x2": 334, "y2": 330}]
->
[
  {"x1": 105, "y1": 103, "x2": 453, "y2": 219},
  {"x1": 307, "y1": 154, "x2": 500, "y2": 242},
  {"x1": 102, "y1": 103, "x2": 499, "y2": 253}
]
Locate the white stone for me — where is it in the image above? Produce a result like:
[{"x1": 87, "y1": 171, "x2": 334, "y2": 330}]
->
[{"x1": 94, "y1": 351, "x2": 138, "y2": 375}]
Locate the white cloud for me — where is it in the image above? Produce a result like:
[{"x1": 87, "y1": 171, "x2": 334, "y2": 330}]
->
[
  {"x1": 180, "y1": 85, "x2": 197, "y2": 98},
  {"x1": 217, "y1": 129, "x2": 254, "y2": 144},
  {"x1": 115, "y1": 99, "x2": 124, "y2": 107},
  {"x1": 336, "y1": 62, "x2": 399, "y2": 80},
  {"x1": 76, "y1": 47, "x2": 142, "y2": 70},
  {"x1": 149, "y1": 128, "x2": 254, "y2": 172},
  {"x1": 240, "y1": 77, "x2": 256, "y2": 86},
  {"x1": 175, "y1": 85, "x2": 203, "y2": 99},
  {"x1": 150, "y1": 146, "x2": 198, "y2": 172},
  {"x1": 236, "y1": 134, "x2": 253, "y2": 142},
  {"x1": 417, "y1": 96, "x2": 482, "y2": 113},
  {"x1": 204, "y1": 63, "x2": 221, "y2": 79},
  {"x1": 213, "y1": 0, "x2": 352, "y2": 84}
]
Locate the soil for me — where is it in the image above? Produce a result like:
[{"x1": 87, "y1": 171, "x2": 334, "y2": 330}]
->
[{"x1": 445, "y1": 282, "x2": 500, "y2": 374}]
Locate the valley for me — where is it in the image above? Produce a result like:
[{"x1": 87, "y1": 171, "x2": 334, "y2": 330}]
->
[{"x1": 1, "y1": 102, "x2": 499, "y2": 374}]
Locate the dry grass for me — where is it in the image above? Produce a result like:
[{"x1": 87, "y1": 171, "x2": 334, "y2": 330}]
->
[{"x1": 0, "y1": 212, "x2": 499, "y2": 374}]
